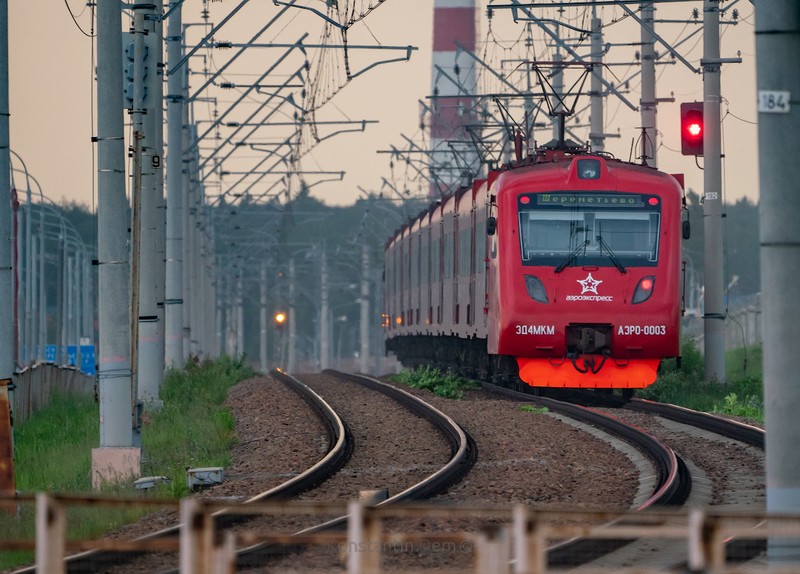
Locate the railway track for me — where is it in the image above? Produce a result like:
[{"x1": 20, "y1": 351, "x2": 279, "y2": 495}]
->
[
  {"x1": 49, "y1": 369, "x2": 475, "y2": 574},
  {"x1": 227, "y1": 370, "x2": 477, "y2": 571},
  {"x1": 480, "y1": 381, "x2": 691, "y2": 569},
  {"x1": 484, "y1": 382, "x2": 766, "y2": 570},
  {"x1": 12, "y1": 371, "x2": 351, "y2": 574}
]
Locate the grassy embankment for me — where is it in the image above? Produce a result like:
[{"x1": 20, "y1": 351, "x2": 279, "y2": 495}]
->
[
  {"x1": 0, "y1": 356, "x2": 254, "y2": 570},
  {"x1": 640, "y1": 342, "x2": 763, "y2": 421}
]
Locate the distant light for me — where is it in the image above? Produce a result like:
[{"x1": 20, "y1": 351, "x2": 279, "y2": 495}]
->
[
  {"x1": 274, "y1": 312, "x2": 287, "y2": 324},
  {"x1": 395, "y1": 315, "x2": 403, "y2": 325}
]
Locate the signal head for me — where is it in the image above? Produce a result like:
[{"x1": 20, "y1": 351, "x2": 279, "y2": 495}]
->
[{"x1": 680, "y1": 102, "x2": 704, "y2": 156}]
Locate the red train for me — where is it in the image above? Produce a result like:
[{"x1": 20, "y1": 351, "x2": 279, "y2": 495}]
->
[{"x1": 383, "y1": 148, "x2": 684, "y2": 392}]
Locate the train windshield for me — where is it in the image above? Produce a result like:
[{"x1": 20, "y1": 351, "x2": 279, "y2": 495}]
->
[{"x1": 517, "y1": 192, "x2": 661, "y2": 269}]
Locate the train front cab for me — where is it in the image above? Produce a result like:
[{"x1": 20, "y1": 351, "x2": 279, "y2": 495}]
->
[{"x1": 489, "y1": 156, "x2": 682, "y2": 389}]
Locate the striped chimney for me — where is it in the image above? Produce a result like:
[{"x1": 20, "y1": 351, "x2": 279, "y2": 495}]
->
[{"x1": 430, "y1": 0, "x2": 478, "y2": 197}]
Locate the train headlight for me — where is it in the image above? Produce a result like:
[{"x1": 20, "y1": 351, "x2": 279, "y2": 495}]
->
[
  {"x1": 577, "y1": 159, "x2": 601, "y2": 180},
  {"x1": 524, "y1": 275, "x2": 549, "y2": 304},
  {"x1": 632, "y1": 276, "x2": 656, "y2": 304}
]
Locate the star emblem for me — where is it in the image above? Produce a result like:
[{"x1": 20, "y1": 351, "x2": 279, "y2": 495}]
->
[{"x1": 577, "y1": 273, "x2": 602, "y2": 295}]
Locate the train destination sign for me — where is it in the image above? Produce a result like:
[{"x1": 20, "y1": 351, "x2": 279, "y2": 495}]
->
[{"x1": 532, "y1": 193, "x2": 645, "y2": 208}]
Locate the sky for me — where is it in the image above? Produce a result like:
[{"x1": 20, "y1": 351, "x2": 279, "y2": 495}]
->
[{"x1": 8, "y1": 1, "x2": 758, "y2": 209}]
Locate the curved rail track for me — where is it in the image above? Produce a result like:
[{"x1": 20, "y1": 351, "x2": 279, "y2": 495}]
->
[
  {"x1": 13, "y1": 370, "x2": 351, "y2": 574},
  {"x1": 481, "y1": 381, "x2": 691, "y2": 568},
  {"x1": 229, "y1": 369, "x2": 477, "y2": 570}
]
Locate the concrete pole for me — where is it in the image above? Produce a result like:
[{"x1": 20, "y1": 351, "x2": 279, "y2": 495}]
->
[
  {"x1": 30, "y1": 233, "x2": 38, "y2": 360},
  {"x1": 259, "y1": 262, "x2": 267, "y2": 372},
  {"x1": 702, "y1": 0, "x2": 725, "y2": 383},
  {"x1": 640, "y1": 1, "x2": 657, "y2": 167},
  {"x1": 153, "y1": 0, "x2": 165, "y2": 377},
  {"x1": 164, "y1": 0, "x2": 184, "y2": 368},
  {"x1": 0, "y1": 0, "x2": 14, "y2": 495},
  {"x1": 215, "y1": 262, "x2": 224, "y2": 356},
  {"x1": 359, "y1": 242, "x2": 369, "y2": 374},
  {"x1": 136, "y1": 1, "x2": 162, "y2": 404},
  {"x1": 756, "y1": 0, "x2": 800, "y2": 555},
  {"x1": 206, "y1": 254, "x2": 216, "y2": 357},
  {"x1": 94, "y1": 0, "x2": 138, "y2": 481},
  {"x1": 14, "y1": 197, "x2": 21, "y2": 365},
  {"x1": 181, "y1": 95, "x2": 192, "y2": 359},
  {"x1": 24, "y1": 190, "x2": 33, "y2": 365},
  {"x1": 236, "y1": 271, "x2": 244, "y2": 357},
  {"x1": 69, "y1": 255, "x2": 77, "y2": 358},
  {"x1": 58, "y1": 231, "x2": 67, "y2": 364},
  {"x1": 288, "y1": 257, "x2": 296, "y2": 373},
  {"x1": 320, "y1": 249, "x2": 330, "y2": 370},
  {"x1": 225, "y1": 268, "x2": 233, "y2": 356},
  {"x1": 130, "y1": 6, "x2": 145, "y2": 402},
  {"x1": 82, "y1": 250, "x2": 92, "y2": 345},
  {"x1": 589, "y1": 11, "x2": 604, "y2": 152},
  {"x1": 38, "y1": 215, "x2": 45, "y2": 362},
  {"x1": 189, "y1": 176, "x2": 202, "y2": 356}
]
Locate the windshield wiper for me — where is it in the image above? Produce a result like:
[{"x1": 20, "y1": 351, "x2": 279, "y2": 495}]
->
[
  {"x1": 596, "y1": 234, "x2": 627, "y2": 273},
  {"x1": 554, "y1": 239, "x2": 590, "y2": 273}
]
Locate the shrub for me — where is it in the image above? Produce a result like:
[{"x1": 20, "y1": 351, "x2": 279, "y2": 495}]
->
[{"x1": 391, "y1": 366, "x2": 479, "y2": 399}]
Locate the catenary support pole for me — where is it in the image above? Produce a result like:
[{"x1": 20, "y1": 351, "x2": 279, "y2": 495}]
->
[
  {"x1": 24, "y1": 186, "x2": 33, "y2": 365},
  {"x1": 93, "y1": 0, "x2": 140, "y2": 487},
  {"x1": 153, "y1": 0, "x2": 166, "y2": 379},
  {"x1": 236, "y1": 270, "x2": 244, "y2": 357},
  {"x1": 320, "y1": 249, "x2": 330, "y2": 370},
  {"x1": 181, "y1": 88, "x2": 192, "y2": 359},
  {"x1": 359, "y1": 242, "x2": 369, "y2": 374},
  {"x1": 589, "y1": 9, "x2": 604, "y2": 152},
  {"x1": 136, "y1": 1, "x2": 163, "y2": 404},
  {"x1": 164, "y1": 0, "x2": 184, "y2": 367},
  {"x1": 259, "y1": 262, "x2": 267, "y2": 372},
  {"x1": 640, "y1": 1, "x2": 657, "y2": 166},
  {"x1": 288, "y1": 257, "x2": 296, "y2": 373},
  {"x1": 702, "y1": 0, "x2": 726, "y2": 382},
  {"x1": 0, "y1": 0, "x2": 16, "y2": 495},
  {"x1": 130, "y1": 5, "x2": 146, "y2": 408},
  {"x1": 37, "y1": 204, "x2": 45, "y2": 362},
  {"x1": 756, "y1": 0, "x2": 800, "y2": 560}
]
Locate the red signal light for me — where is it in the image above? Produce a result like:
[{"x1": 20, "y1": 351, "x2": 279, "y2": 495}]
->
[{"x1": 680, "y1": 102, "x2": 704, "y2": 156}]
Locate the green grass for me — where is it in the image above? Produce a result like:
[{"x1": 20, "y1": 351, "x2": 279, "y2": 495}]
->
[
  {"x1": 0, "y1": 355, "x2": 255, "y2": 569},
  {"x1": 639, "y1": 341, "x2": 764, "y2": 422},
  {"x1": 390, "y1": 365, "x2": 480, "y2": 399},
  {"x1": 13, "y1": 393, "x2": 98, "y2": 492},
  {"x1": 141, "y1": 355, "x2": 254, "y2": 497},
  {"x1": 519, "y1": 404, "x2": 549, "y2": 414}
]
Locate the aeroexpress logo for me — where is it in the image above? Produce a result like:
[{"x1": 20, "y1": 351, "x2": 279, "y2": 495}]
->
[{"x1": 566, "y1": 273, "x2": 613, "y2": 302}]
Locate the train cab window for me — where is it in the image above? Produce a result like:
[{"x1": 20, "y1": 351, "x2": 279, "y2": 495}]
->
[{"x1": 518, "y1": 192, "x2": 661, "y2": 269}]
